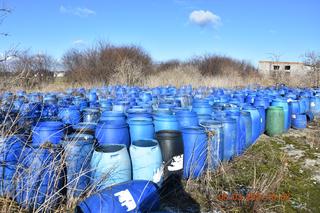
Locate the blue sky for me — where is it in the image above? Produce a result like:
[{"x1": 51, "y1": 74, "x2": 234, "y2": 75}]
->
[{"x1": 0, "y1": 0, "x2": 319, "y2": 65}]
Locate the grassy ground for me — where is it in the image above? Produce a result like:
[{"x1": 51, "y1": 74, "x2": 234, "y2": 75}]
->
[
  {"x1": 161, "y1": 119, "x2": 320, "y2": 213},
  {"x1": 1, "y1": 120, "x2": 319, "y2": 212}
]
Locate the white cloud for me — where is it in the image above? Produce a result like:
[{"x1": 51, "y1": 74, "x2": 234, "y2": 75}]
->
[
  {"x1": 189, "y1": 10, "x2": 221, "y2": 27},
  {"x1": 72, "y1": 39, "x2": 86, "y2": 45},
  {"x1": 60, "y1": 5, "x2": 96, "y2": 17}
]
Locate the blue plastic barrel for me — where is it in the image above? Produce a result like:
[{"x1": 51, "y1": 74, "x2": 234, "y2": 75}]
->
[
  {"x1": 242, "y1": 106, "x2": 261, "y2": 143},
  {"x1": 181, "y1": 126, "x2": 207, "y2": 179},
  {"x1": 289, "y1": 100, "x2": 300, "y2": 116},
  {"x1": 299, "y1": 97, "x2": 309, "y2": 114},
  {"x1": 140, "y1": 92, "x2": 153, "y2": 103},
  {"x1": 128, "y1": 118, "x2": 155, "y2": 142},
  {"x1": 73, "y1": 97, "x2": 89, "y2": 111},
  {"x1": 42, "y1": 103, "x2": 59, "y2": 118},
  {"x1": 99, "y1": 99, "x2": 112, "y2": 111},
  {"x1": 253, "y1": 96, "x2": 270, "y2": 109},
  {"x1": 32, "y1": 121, "x2": 64, "y2": 146},
  {"x1": 245, "y1": 94, "x2": 256, "y2": 104},
  {"x1": 95, "y1": 121, "x2": 130, "y2": 147},
  {"x1": 214, "y1": 118, "x2": 237, "y2": 161},
  {"x1": 113, "y1": 100, "x2": 130, "y2": 113},
  {"x1": 192, "y1": 100, "x2": 212, "y2": 115},
  {"x1": 130, "y1": 140, "x2": 163, "y2": 186},
  {"x1": 63, "y1": 134, "x2": 94, "y2": 198},
  {"x1": 20, "y1": 102, "x2": 41, "y2": 117},
  {"x1": 88, "y1": 92, "x2": 98, "y2": 104},
  {"x1": 197, "y1": 114, "x2": 212, "y2": 124},
  {"x1": 292, "y1": 114, "x2": 307, "y2": 129},
  {"x1": 175, "y1": 110, "x2": 198, "y2": 128},
  {"x1": 90, "y1": 144, "x2": 132, "y2": 190},
  {"x1": 256, "y1": 106, "x2": 266, "y2": 134},
  {"x1": 153, "y1": 114, "x2": 180, "y2": 132},
  {"x1": 0, "y1": 135, "x2": 25, "y2": 197},
  {"x1": 13, "y1": 99, "x2": 24, "y2": 111},
  {"x1": 127, "y1": 108, "x2": 152, "y2": 120},
  {"x1": 58, "y1": 106, "x2": 81, "y2": 125},
  {"x1": 199, "y1": 120, "x2": 223, "y2": 169},
  {"x1": 99, "y1": 111, "x2": 127, "y2": 124},
  {"x1": 240, "y1": 111, "x2": 252, "y2": 149},
  {"x1": 309, "y1": 96, "x2": 320, "y2": 117},
  {"x1": 72, "y1": 122, "x2": 97, "y2": 135},
  {"x1": 76, "y1": 180, "x2": 160, "y2": 213},
  {"x1": 226, "y1": 109, "x2": 246, "y2": 155},
  {"x1": 82, "y1": 108, "x2": 100, "y2": 123},
  {"x1": 16, "y1": 144, "x2": 64, "y2": 210}
]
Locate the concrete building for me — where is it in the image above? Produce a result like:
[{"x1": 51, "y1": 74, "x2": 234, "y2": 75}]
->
[
  {"x1": 258, "y1": 61, "x2": 311, "y2": 76},
  {"x1": 54, "y1": 71, "x2": 65, "y2": 78}
]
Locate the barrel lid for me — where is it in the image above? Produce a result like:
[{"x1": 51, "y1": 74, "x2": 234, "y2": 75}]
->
[
  {"x1": 267, "y1": 106, "x2": 283, "y2": 110},
  {"x1": 65, "y1": 133, "x2": 94, "y2": 142}
]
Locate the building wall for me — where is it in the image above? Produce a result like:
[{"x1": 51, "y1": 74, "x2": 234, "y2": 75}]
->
[
  {"x1": 54, "y1": 72, "x2": 65, "y2": 78},
  {"x1": 258, "y1": 61, "x2": 310, "y2": 76}
]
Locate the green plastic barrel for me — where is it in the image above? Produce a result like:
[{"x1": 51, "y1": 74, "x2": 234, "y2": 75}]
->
[{"x1": 266, "y1": 106, "x2": 284, "y2": 136}]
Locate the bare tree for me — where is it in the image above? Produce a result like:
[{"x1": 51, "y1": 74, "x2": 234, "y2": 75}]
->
[
  {"x1": 0, "y1": 1, "x2": 18, "y2": 67},
  {"x1": 304, "y1": 51, "x2": 320, "y2": 87},
  {"x1": 267, "y1": 53, "x2": 285, "y2": 86},
  {"x1": 0, "y1": 0, "x2": 12, "y2": 37},
  {"x1": 112, "y1": 58, "x2": 144, "y2": 85},
  {"x1": 0, "y1": 45, "x2": 19, "y2": 63},
  {"x1": 1, "y1": 51, "x2": 56, "y2": 89}
]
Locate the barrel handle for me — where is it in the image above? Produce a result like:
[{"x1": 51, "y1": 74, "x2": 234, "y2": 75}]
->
[{"x1": 110, "y1": 154, "x2": 119, "y2": 158}]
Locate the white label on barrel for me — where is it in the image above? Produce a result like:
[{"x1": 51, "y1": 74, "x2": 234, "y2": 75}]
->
[
  {"x1": 311, "y1": 102, "x2": 316, "y2": 107},
  {"x1": 114, "y1": 189, "x2": 137, "y2": 212},
  {"x1": 292, "y1": 114, "x2": 296, "y2": 119},
  {"x1": 168, "y1": 154, "x2": 183, "y2": 171},
  {"x1": 153, "y1": 164, "x2": 164, "y2": 184}
]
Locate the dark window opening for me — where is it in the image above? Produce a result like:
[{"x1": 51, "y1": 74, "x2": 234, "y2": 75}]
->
[
  {"x1": 273, "y1": 65, "x2": 280, "y2": 70},
  {"x1": 285, "y1": 65, "x2": 291, "y2": 70}
]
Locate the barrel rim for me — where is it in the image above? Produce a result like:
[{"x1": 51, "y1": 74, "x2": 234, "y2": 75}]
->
[
  {"x1": 94, "y1": 144, "x2": 126, "y2": 153},
  {"x1": 131, "y1": 139, "x2": 159, "y2": 148}
]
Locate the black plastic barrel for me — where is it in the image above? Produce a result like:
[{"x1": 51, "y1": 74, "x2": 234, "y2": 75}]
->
[{"x1": 155, "y1": 130, "x2": 183, "y2": 179}]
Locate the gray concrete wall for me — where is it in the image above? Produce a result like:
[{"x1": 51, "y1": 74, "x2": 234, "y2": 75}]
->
[{"x1": 258, "y1": 61, "x2": 311, "y2": 76}]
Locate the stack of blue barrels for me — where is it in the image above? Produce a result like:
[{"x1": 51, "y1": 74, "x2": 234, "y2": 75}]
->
[{"x1": 0, "y1": 85, "x2": 319, "y2": 212}]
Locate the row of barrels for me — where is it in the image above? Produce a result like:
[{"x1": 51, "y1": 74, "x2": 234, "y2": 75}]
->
[{"x1": 0, "y1": 85, "x2": 320, "y2": 212}]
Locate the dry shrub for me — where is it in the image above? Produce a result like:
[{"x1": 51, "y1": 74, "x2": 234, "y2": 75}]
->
[
  {"x1": 62, "y1": 42, "x2": 153, "y2": 85},
  {"x1": 189, "y1": 55, "x2": 257, "y2": 77},
  {"x1": 156, "y1": 60, "x2": 181, "y2": 72}
]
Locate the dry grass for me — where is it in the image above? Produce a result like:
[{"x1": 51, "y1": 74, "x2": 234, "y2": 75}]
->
[
  {"x1": 144, "y1": 64, "x2": 274, "y2": 88},
  {"x1": 34, "y1": 64, "x2": 315, "y2": 91}
]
